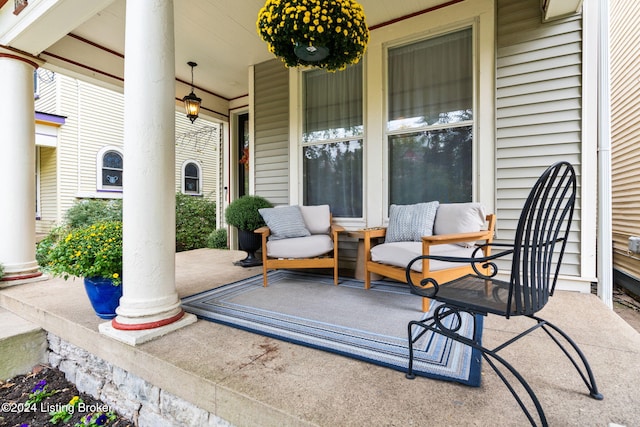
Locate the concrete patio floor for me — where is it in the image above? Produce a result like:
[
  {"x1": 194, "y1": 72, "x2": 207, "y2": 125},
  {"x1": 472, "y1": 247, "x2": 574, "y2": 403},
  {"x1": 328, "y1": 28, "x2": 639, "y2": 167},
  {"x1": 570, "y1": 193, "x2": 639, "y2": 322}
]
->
[{"x1": 1, "y1": 248, "x2": 640, "y2": 426}]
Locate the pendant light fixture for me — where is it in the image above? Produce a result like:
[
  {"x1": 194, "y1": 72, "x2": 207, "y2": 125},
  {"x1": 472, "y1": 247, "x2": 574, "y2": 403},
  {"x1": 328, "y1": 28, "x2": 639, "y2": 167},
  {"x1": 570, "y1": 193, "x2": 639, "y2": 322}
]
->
[{"x1": 183, "y1": 61, "x2": 201, "y2": 124}]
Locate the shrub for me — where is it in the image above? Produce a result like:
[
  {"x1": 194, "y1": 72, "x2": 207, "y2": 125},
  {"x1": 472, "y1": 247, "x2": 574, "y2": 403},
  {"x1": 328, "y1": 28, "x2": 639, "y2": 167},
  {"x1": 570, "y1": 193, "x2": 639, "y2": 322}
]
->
[
  {"x1": 175, "y1": 193, "x2": 217, "y2": 252},
  {"x1": 224, "y1": 195, "x2": 273, "y2": 231},
  {"x1": 38, "y1": 194, "x2": 218, "y2": 264},
  {"x1": 65, "y1": 199, "x2": 122, "y2": 229},
  {"x1": 0, "y1": 262, "x2": 4, "y2": 279},
  {"x1": 36, "y1": 225, "x2": 69, "y2": 269},
  {"x1": 207, "y1": 228, "x2": 228, "y2": 249}
]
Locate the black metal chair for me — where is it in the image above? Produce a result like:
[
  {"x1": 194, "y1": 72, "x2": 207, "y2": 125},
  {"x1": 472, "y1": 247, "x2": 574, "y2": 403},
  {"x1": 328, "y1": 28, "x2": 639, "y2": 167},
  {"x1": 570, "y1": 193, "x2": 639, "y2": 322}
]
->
[{"x1": 404, "y1": 161, "x2": 603, "y2": 426}]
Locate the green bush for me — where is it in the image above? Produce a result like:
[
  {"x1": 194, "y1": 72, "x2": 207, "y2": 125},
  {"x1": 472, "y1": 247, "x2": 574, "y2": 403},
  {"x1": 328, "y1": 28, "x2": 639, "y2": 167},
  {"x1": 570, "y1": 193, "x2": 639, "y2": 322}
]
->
[
  {"x1": 36, "y1": 226, "x2": 69, "y2": 269},
  {"x1": 0, "y1": 262, "x2": 4, "y2": 279},
  {"x1": 207, "y1": 228, "x2": 228, "y2": 249},
  {"x1": 175, "y1": 193, "x2": 217, "y2": 252},
  {"x1": 224, "y1": 195, "x2": 273, "y2": 231},
  {"x1": 38, "y1": 194, "x2": 218, "y2": 265},
  {"x1": 65, "y1": 199, "x2": 122, "y2": 229}
]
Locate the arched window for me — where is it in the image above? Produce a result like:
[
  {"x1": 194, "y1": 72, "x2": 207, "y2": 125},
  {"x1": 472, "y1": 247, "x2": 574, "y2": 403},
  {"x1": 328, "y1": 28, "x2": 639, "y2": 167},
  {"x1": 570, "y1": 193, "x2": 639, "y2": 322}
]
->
[
  {"x1": 182, "y1": 161, "x2": 201, "y2": 195},
  {"x1": 97, "y1": 147, "x2": 123, "y2": 191}
]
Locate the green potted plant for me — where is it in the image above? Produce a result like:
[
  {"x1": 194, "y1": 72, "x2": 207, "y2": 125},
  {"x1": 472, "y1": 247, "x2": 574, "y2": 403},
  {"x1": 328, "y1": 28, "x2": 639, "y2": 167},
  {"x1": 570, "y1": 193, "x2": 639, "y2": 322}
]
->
[
  {"x1": 46, "y1": 220, "x2": 123, "y2": 319},
  {"x1": 225, "y1": 195, "x2": 273, "y2": 267}
]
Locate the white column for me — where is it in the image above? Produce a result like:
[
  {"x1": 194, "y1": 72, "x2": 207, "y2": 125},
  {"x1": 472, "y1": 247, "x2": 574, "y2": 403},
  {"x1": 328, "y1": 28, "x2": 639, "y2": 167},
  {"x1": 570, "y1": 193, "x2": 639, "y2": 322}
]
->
[
  {"x1": 101, "y1": 0, "x2": 195, "y2": 341},
  {"x1": 0, "y1": 51, "x2": 42, "y2": 284}
]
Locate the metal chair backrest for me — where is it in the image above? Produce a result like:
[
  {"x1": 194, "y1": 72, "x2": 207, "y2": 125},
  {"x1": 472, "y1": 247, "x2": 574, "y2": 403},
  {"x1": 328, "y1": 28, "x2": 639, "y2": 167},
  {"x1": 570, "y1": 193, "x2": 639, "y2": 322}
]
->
[{"x1": 507, "y1": 161, "x2": 577, "y2": 317}]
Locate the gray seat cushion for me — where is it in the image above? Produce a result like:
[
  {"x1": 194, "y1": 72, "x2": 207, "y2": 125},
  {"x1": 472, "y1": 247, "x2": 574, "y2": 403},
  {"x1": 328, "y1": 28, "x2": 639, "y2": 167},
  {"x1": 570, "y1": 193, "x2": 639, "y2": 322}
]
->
[
  {"x1": 370, "y1": 242, "x2": 476, "y2": 272},
  {"x1": 266, "y1": 234, "x2": 334, "y2": 259}
]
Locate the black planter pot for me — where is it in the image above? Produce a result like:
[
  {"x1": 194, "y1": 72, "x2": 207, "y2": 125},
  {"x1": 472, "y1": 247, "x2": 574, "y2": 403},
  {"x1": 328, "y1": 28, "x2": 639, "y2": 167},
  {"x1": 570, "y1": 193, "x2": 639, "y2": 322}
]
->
[{"x1": 235, "y1": 228, "x2": 262, "y2": 267}]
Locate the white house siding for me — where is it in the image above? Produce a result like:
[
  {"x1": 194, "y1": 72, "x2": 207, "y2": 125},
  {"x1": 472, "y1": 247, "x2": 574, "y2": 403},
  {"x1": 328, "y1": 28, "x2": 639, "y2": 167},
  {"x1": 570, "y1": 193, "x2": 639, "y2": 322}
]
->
[
  {"x1": 174, "y1": 120, "x2": 220, "y2": 199},
  {"x1": 496, "y1": 0, "x2": 584, "y2": 281},
  {"x1": 34, "y1": 70, "x2": 56, "y2": 112},
  {"x1": 36, "y1": 146, "x2": 58, "y2": 234},
  {"x1": 611, "y1": 0, "x2": 640, "y2": 287},
  {"x1": 35, "y1": 75, "x2": 60, "y2": 233},
  {"x1": 56, "y1": 76, "x2": 81, "y2": 219},
  {"x1": 75, "y1": 79, "x2": 125, "y2": 196},
  {"x1": 253, "y1": 59, "x2": 290, "y2": 205},
  {"x1": 33, "y1": 71, "x2": 220, "y2": 233}
]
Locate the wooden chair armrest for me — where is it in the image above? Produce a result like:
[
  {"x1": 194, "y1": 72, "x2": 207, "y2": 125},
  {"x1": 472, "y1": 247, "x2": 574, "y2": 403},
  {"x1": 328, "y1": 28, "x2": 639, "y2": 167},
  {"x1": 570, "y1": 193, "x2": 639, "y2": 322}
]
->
[
  {"x1": 421, "y1": 230, "x2": 493, "y2": 246},
  {"x1": 362, "y1": 227, "x2": 387, "y2": 239},
  {"x1": 331, "y1": 224, "x2": 346, "y2": 233},
  {"x1": 254, "y1": 226, "x2": 270, "y2": 236}
]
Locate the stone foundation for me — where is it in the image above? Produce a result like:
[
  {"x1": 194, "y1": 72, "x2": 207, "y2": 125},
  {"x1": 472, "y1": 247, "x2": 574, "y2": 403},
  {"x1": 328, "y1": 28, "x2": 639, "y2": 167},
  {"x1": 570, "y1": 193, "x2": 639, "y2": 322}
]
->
[{"x1": 47, "y1": 333, "x2": 233, "y2": 427}]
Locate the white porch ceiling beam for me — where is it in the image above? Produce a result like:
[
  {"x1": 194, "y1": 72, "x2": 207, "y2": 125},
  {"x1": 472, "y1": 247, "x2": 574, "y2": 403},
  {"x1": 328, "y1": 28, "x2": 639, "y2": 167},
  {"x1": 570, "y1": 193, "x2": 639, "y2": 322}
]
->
[
  {"x1": 0, "y1": 0, "x2": 115, "y2": 55},
  {"x1": 541, "y1": 0, "x2": 584, "y2": 22}
]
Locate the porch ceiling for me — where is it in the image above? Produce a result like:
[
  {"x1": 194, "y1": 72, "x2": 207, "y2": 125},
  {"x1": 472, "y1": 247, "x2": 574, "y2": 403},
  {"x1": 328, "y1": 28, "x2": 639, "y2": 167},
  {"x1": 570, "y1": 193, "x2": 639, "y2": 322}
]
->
[{"x1": 2, "y1": 0, "x2": 454, "y2": 107}]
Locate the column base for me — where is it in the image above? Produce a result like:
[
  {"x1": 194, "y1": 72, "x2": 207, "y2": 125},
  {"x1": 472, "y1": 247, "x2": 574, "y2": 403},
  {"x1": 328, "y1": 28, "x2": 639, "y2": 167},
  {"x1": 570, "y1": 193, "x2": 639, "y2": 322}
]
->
[
  {"x1": 0, "y1": 273, "x2": 47, "y2": 288},
  {"x1": 99, "y1": 312, "x2": 197, "y2": 346}
]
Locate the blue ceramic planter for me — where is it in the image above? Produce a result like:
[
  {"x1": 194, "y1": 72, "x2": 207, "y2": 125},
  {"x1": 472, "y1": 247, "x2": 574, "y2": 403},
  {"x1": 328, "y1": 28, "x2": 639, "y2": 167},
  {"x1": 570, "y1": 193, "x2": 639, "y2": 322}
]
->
[{"x1": 83, "y1": 277, "x2": 123, "y2": 319}]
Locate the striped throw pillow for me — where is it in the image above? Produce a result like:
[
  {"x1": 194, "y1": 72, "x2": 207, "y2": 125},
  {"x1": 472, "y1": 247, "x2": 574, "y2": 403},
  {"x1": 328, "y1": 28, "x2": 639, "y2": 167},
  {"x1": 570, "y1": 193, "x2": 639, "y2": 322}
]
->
[
  {"x1": 385, "y1": 202, "x2": 439, "y2": 243},
  {"x1": 259, "y1": 206, "x2": 311, "y2": 240}
]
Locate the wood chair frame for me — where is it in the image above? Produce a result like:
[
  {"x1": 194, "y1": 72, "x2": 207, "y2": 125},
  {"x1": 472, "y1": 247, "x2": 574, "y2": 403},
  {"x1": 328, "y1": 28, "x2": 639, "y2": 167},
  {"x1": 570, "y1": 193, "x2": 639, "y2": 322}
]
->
[
  {"x1": 255, "y1": 217, "x2": 344, "y2": 287},
  {"x1": 362, "y1": 214, "x2": 496, "y2": 312}
]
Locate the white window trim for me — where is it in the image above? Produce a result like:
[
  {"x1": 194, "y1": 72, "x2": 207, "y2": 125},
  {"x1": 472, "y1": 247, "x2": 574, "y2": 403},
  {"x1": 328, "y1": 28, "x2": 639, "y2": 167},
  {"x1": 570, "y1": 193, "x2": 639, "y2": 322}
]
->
[
  {"x1": 96, "y1": 146, "x2": 124, "y2": 192},
  {"x1": 181, "y1": 159, "x2": 203, "y2": 195},
  {"x1": 289, "y1": 0, "x2": 495, "y2": 230}
]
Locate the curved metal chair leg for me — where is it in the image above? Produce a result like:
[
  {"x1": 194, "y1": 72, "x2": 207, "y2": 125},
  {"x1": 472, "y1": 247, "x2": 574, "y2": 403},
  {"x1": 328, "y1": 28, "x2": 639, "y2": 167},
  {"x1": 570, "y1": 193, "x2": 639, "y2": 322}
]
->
[
  {"x1": 406, "y1": 317, "x2": 548, "y2": 426},
  {"x1": 532, "y1": 317, "x2": 604, "y2": 400},
  {"x1": 481, "y1": 349, "x2": 548, "y2": 426}
]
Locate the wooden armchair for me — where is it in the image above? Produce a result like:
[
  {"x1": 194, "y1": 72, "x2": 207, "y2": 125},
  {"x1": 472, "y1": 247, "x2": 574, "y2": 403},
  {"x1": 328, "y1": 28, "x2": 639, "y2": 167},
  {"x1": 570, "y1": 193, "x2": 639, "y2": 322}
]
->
[
  {"x1": 255, "y1": 205, "x2": 344, "y2": 287},
  {"x1": 362, "y1": 203, "x2": 496, "y2": 312}
]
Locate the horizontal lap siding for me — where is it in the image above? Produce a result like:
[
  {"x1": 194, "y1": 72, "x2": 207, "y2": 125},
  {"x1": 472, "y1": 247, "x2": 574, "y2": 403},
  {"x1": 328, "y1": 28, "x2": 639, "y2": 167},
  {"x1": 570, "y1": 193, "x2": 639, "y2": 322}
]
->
[
  {"x1": 76, "y1": 79, "x2": 125, "y2": 196},
  {"x1": 254, "y1": 60, "x2": 290, "y2": 204},
  {"x1": 174, "y1": 118, "x2": 220, "y2": 200},
  {"x1": 496, "y1": 0, "x2": 582, "y2": 276},
  {"x1": 611, "y1": 0, "x2": 640, "y2": 281}
]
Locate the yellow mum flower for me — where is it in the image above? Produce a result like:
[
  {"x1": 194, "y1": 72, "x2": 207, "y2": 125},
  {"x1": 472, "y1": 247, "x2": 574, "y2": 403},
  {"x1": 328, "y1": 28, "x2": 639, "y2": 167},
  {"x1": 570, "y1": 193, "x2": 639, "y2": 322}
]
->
[{"x1": 113, "y1": 273, "x2": 119, "y2": 279}]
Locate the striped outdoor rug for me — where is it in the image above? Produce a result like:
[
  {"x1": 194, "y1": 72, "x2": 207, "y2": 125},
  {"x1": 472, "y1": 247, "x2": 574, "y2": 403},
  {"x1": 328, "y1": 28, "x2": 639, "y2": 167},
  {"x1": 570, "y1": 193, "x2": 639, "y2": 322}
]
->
[{"x1": 181, "y1": 270, "x2": 482, "y2": 386}]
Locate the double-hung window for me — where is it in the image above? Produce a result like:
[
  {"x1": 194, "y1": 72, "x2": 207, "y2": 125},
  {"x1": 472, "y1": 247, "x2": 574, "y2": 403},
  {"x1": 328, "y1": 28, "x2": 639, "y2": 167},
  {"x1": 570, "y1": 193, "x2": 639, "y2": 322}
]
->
[
  {"x1": 302, "y1": 62, "x2": 363, "y2": 218},
  {"x1": 387, "y1": 28, "x2": 473, "y2": 205}
]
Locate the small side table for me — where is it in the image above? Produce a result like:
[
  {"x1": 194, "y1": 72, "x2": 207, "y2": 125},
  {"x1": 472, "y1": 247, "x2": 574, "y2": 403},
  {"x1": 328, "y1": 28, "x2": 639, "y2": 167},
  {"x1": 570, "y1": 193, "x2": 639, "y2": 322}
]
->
[{"x1": 348, "y1": 229, "x2": 383, "y2": 281}]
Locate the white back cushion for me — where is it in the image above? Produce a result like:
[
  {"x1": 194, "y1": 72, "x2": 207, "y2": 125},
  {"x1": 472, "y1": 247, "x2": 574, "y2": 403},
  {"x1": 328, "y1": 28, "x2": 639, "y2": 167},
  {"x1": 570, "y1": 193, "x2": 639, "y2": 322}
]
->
[
  {"x1": 300, "y1": 205, "x2": 331, "y2": 235},
  {"x1": 433, "y1": 203, "x2": 486, "y2": 247}
]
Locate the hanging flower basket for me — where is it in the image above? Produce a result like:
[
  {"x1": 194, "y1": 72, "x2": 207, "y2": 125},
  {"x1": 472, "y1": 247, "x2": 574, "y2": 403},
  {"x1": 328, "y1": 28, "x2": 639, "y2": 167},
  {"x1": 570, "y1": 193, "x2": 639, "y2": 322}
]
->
[{"x1": 256, "y1": 0, "x2": 369, "y2": 71}]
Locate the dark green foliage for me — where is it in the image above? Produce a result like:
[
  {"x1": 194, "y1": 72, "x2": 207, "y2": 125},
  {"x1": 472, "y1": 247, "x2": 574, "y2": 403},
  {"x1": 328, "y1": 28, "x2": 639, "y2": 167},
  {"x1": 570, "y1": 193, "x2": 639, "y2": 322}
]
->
[
  {"x1": 35, "y1": 226, "x2": 68, "y2": 268},
  {"x1": 207, "y1": 228, "x2": 228, "y2": 249},
  {"x1": 65, "y1": 199, "x2": 123, "y2": 229},
  {"x1": 224, "y1": 195, "x2": 273, "y2": 231},
  {"x1": 175, "y1": 193, "x2": 217, "y2": 252},
  {"x1": 38, "y1": 194, "x2": 219, "y2": 270}
]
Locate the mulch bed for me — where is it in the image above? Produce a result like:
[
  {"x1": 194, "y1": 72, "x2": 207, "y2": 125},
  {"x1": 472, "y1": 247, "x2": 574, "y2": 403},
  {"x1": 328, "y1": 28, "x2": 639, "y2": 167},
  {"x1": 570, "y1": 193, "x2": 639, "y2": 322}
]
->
[{"x1": 0, "y1": 365, "x2": 132, "y2": 427}]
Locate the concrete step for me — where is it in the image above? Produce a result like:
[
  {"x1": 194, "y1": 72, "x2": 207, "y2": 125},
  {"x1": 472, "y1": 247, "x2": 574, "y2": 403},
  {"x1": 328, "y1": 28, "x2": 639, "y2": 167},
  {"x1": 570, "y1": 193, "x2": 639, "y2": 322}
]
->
[{"x1": 0, "y1": 308, "x2": 47, "y2": 380}]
